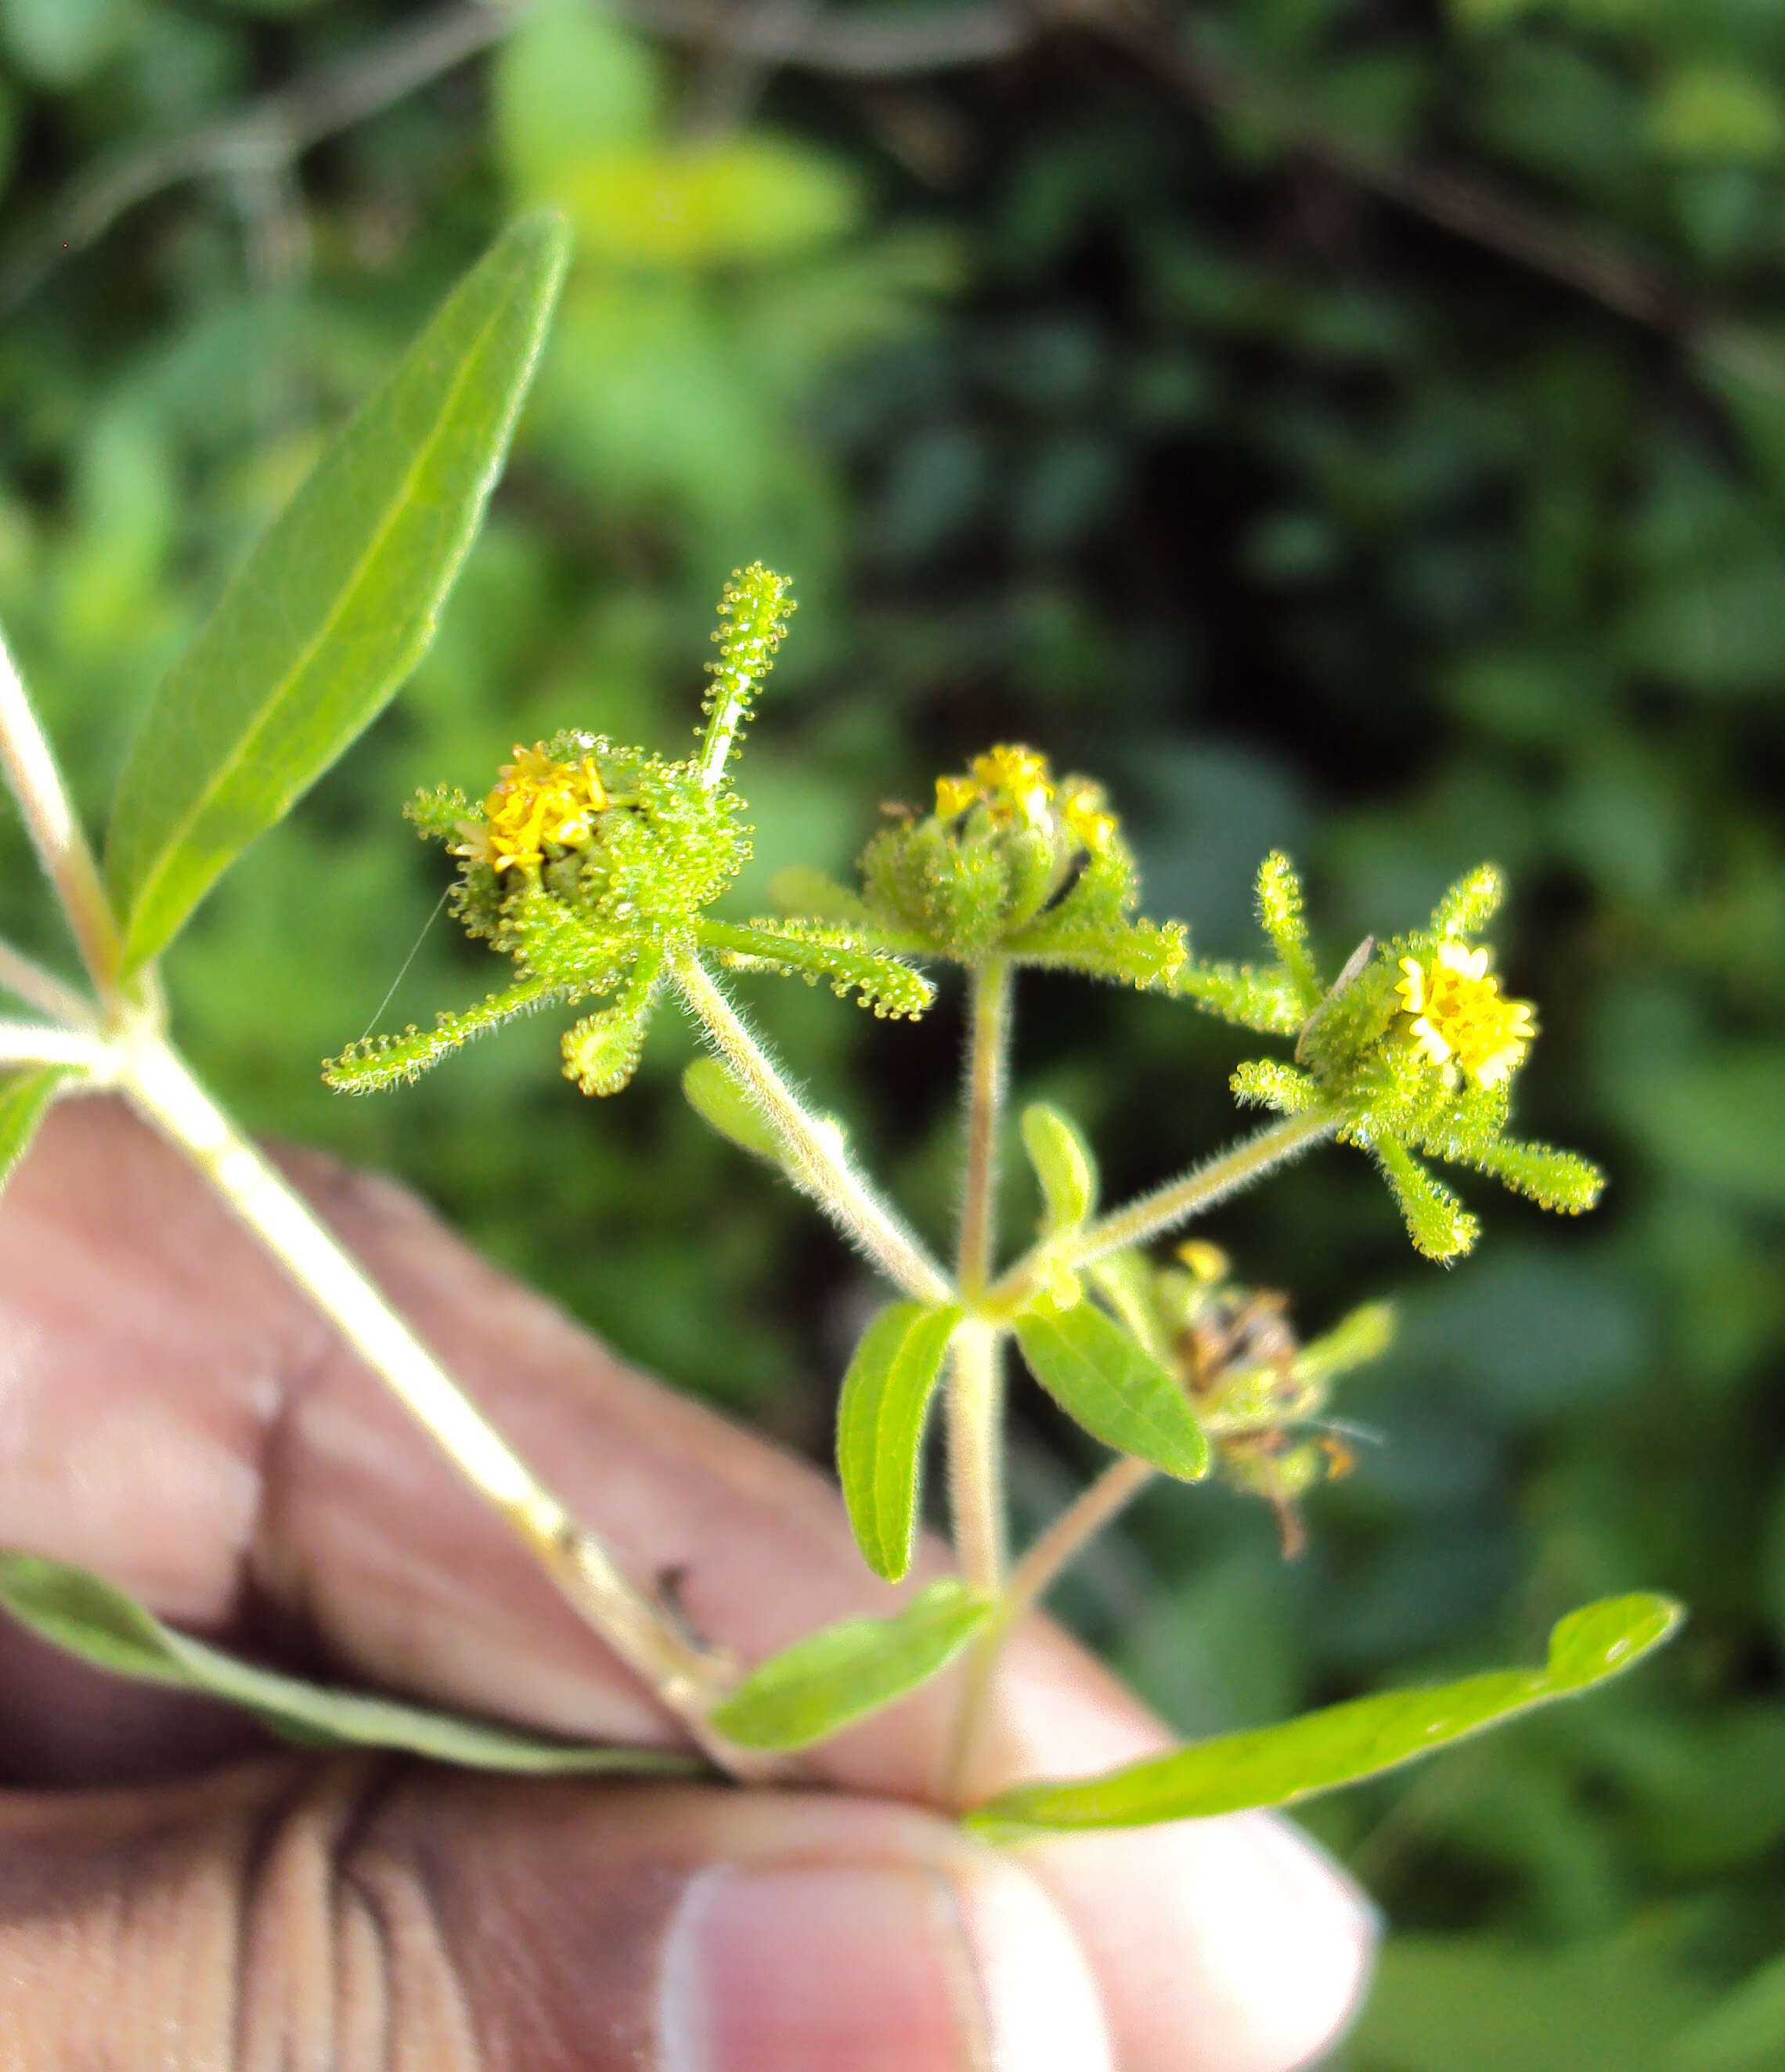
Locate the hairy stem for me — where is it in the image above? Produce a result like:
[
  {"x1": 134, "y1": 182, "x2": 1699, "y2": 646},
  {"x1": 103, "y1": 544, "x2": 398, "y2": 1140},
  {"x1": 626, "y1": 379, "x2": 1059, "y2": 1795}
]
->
[
  {"x1": 670, "y1": 945, "x2": 954, "y2": 1305},
  {"x1": 945, "y1": 1319, "x2": 1005, "y2": 1597},
  {"x1": 947, "y1": 1450, "x2": 1157, "y2": 1807},
  {"x1": 986, "y1": 1110, "x2": 1338, "y2": 1316},
  {"x1": 117, "y1": 1031, "x2": 763, "y2": 1774},
  {"x1": 0, "y1": 626, "x2": 122, "y2": 1004},
  {"x1": 955, "y1": 956, "x2": 1011, "y2": 1301},
  {"x1": 1004, "y1": 1453, "x2": 1156, "y2": 1630},
  {"x1": 0, "y1": 938, "x2": 96, "y2": 1028},
  {"x1": 0, "y1": 1019, "x2": 110, "y2": 1072},
  {"x1": 942, "y1": 1317, "x2": 1008, "y2": 1805}
]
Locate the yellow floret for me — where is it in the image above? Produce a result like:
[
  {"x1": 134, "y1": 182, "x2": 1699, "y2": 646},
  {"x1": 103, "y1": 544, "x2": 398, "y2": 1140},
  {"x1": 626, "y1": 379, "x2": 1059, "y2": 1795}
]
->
[
  {"x1": 1396, "y1": 941, "x2": 1536, "y2": 1088},
  {"x1": 453, "y1": 743, "x2": 609, "y2": 873},
  {"x1": 1058, "y1": 777, "x2": 1117, "y2": 856},
  {"x1": 932, "y1": 745, "x2": 1121, "y2": 856},
  {"x1": 971, "y1": 745, "x2": 1054, "y2": 828}
]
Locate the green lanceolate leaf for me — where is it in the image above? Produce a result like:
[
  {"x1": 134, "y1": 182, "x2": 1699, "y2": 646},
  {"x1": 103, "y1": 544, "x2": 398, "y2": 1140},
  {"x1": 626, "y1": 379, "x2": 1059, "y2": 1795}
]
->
[
  {"x1": 709, "y1": 1579, "x2": 993, "y2": 1752},
  {"x1": 683, "y1": 1055, "x2": 781, "y2": 1161},
  {"x1": 105, "y1": 214, "x2": 571, "y2": 979},
  {"x1": 1022, "y1": 1102, "x2": 1098, "y2": 1233},
  {"x1": 0, "y1": 1550, "x2": 698, "y2": 1777},
  {"x1": 964, "y1": 1594, "x2": 1683, "y2": 1840},
  {"x1": 835, "y1": 1301, "x2": 964, "y2": 1583},
  {"x1": 1015, "y1": 1298, "x2": 1210, "y2": 1481},
  {"x1": 0, "y1": 1066, "x2": 70, "y2": 1196}
]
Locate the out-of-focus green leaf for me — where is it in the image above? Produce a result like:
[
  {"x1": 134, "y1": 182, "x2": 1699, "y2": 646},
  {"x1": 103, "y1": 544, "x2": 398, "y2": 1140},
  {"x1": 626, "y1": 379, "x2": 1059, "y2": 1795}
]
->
[
  {"x1": 1648, "y1": 69, "x2": 1785, "y2": 167},
  {"x1": 1625, "y1": 1049, "x2": 1785, "y2": 1207},
  {"x1": 1014, "y1": 1298, "x2": 1210, "y2": 1480},
  {"x1": 0, "y1": 0, "x2": 135, "y2": 88},
  {"x1": 0, "y1": 1067, "x2": 70, "y2": 1196},
  {"x1": 494, "y1": 0, "x2": 662, "y2": 192},
  {"x1": 104, "y1": 214, "x2": 569, "y2": 979},
  {"x1": 1350, "y1": 1929, "x2": 1713, "y2": 2072},
  {"x1": 682, "y1": 1056, "x2": 780, "y2": 1161},
  {"x1": 560, "y1": 139, "x2": 862, "y2": 269},
  {"x1": 835, "y1": 1301, "x2": 963, "y2": 1583},
  {"x1": 709, "y1": 1579, "x2": 992, "y2": 1750},
  {"x1": 965, "y1": 1595, "x2": 1682, "y2": 1838},
  {"x1": 1673, "y1": 1952, "x2": 1785, "y2": 2072},
  {"x1": 1021, "y1": 1100, "x2": 1097, "y2": 1233},
  {"x1": 0, "y1": 1550, "x2": 698, "y2": 1775}
]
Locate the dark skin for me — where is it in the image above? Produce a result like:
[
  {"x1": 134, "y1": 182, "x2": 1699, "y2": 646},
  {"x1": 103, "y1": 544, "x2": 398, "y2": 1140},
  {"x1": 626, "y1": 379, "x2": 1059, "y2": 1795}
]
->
[{"x1": 0, "y1": 1099, "x2": 1374, "y2": 2070}]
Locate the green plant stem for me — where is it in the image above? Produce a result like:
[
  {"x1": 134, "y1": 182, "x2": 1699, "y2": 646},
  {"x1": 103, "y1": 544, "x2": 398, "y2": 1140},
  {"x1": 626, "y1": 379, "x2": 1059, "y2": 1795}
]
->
[
  {"x1": 941, "y1": 1316, "x2": 1008, "y2": 1806},
  {"x1": 113, "y1": 1027, "x2": 765, "y2": 1776},
  {"x1": 670, "y1": 944, "x2": 954, "y2": 1305},
  {"x1": 947, "y1": 1448, "x2": 1159, "y2": 1807},
  {"x1": 1004, "y1": 1453, "x2": 1156, "y2": 1627},
  {"x1": 0, "y1": 626, "x2": 122, "y2": 1006},
  {"x1": 984, "y1": 1110, "x2": 1339, "y2": 1316},
  {"x1": 945, "y1": 1318, "x2": 1006, "y2": 1597},
  {"x1": 940, "y1": 961, "x2": 1015, "y2": 1803},
  {"x1": 0, "y1": 1019, "x2": 110, "y2": 1072},
  {"x1": 0, "y1": 939, "x2": 95, "y2": 1028},
  {"x1": 956, "y1": 955, "x2": 1011, "y2": 1300}
]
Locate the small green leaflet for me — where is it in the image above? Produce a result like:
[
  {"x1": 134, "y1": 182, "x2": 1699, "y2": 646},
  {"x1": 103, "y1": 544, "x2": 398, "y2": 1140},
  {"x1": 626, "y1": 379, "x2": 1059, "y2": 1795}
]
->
[
  {"x1": 683, "y1": 1056, "x2": 781, "y2": 1161},
  {"x1": 105, "y1": 213, "x2": 571, "y2": 980},
  {"x1": 0, "y1": 1550, "x2": 698, "y2": 1777},
  {"x1": 835, "y1": 1301, "x2": 962, "y2": 1583},
  {"x1": 964, "y1": 1594, "x2": 1682, "y2": 1840},
  {"x1": 709, "y1": 1579, "x2": 993, "y2": 1751},
  {"x1": 1021, "y1": 1101, "x2": 1097, "y2": 1233},
  {"x1": 1014, "y1": 1298, "x2": 1210, "y2": 1481},
  {"x1": 0, "y1": 1067, "x2": 70, "y2": 1198}
]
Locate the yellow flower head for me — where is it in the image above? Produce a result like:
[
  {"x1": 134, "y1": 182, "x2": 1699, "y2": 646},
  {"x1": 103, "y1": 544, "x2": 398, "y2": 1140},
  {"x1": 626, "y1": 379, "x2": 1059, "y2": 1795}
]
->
[
  {"x1": 454, "y1": 742, "x2": 609, "y2": 873},
  {"x1": 1397, "y1": 940, "x2": 1536, "y2": 1088},
  {"x1": 932, "y1": 745, "x2": 1118, "y2": 853}
]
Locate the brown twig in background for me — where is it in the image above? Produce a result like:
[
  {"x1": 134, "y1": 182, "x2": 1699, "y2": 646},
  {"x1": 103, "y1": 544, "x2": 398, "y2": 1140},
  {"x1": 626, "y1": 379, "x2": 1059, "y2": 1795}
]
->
[
  {"x1": 1102, "y1": 0, "x2": 1686, "y2": 334},
  {"x1": 0, "y1": 0, "x2": 1702, "y2": 352},
  {"x1": 636, "y1": 0, "x2": 1692, "y2": 338},
  {"x1": 623, "y1": 0, "x2": 1033, "y2": 77},
  {"x1": 0, "y1": 0, "x2": 539, "y2": 312}
]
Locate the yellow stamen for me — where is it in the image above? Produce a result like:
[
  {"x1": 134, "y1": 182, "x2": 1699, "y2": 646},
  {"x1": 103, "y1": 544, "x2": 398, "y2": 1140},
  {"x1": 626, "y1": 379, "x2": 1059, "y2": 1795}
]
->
[
  {"x1": 453, "y1": 742, "x2": 610, "y2": 873},
  {"x1": 932, "y1": 745, "x2": 1122, "y2": 857},
  {"x1": 1396, "y1": 941, "x2": 1535, "y2": 1088},
  {"x1": 1058, "y1": 778, "x2": 1117, "y2": 856}
]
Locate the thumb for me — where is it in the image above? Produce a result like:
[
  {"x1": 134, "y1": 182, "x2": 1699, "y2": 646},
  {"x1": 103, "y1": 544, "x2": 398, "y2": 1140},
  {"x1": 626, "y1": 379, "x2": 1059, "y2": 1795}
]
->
[{"x1": 0, "y1": 1754, "x2": 1114, "y2": 2072}]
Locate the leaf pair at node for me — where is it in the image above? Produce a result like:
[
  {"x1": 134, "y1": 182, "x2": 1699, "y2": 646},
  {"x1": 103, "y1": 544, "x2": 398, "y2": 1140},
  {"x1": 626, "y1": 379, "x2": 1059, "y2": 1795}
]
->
[
  {"x1": 771, "y1": 744, "x2": 1187, "y2": 985},
  {"x1": 323, "y1": 568, "x2": 933, "y2": 1101},
  {"x1": 1186, "y1": 854, "x2": 1605, "y2": 1259}
]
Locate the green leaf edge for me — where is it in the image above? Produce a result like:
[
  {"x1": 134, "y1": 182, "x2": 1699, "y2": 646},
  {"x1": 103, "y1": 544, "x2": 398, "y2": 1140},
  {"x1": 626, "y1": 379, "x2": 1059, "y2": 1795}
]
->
[
  {"x1": 0, "y1": 1066, "x2": 74, "y2": 1196},
  {"x1": 963, "y1": 1594, "x2": 1684, "y2": 1840},
  {"x1": 1013, "y1": 1302, "x2": 1211, "y2": 1482},
  {"x1": 709, "y1": 1579, "x2": 993, "y2": 1752},
  {"x1": 105, "y1": 211, "x2": 572, "y2": 980},
  {"x1": 0, "y1": 1550, "x2": 698, "y2": 1776},
  {"x1": 836, "y1": 1301, "x2": 964, "y2": 1583}
]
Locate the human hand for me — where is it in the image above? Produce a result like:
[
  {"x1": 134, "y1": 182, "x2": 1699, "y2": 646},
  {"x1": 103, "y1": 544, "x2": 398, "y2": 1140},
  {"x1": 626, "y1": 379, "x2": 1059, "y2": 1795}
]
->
[{"x1": 0, "y1": 1099, "x2": 1374, "y2": 2070}]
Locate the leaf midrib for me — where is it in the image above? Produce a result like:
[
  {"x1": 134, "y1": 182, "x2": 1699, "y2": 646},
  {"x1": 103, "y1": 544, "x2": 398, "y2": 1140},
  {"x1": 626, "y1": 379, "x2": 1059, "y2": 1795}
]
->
[{"x1": 117, "y1": 256, "x2": 528, "y2": 950}]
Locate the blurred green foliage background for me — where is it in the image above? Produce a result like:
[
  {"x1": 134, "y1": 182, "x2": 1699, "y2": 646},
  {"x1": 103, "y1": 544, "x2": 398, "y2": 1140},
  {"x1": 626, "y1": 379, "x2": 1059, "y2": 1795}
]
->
[{"x1": 3, "y1": 0, "x2": 1784, "y2": 2060}]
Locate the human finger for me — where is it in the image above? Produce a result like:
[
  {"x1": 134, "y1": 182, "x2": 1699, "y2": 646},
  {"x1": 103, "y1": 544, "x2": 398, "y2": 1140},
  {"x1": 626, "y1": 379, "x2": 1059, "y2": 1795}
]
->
[{"x1": 0, "y1": 1097, "x2": 1373, "y2": 2070}]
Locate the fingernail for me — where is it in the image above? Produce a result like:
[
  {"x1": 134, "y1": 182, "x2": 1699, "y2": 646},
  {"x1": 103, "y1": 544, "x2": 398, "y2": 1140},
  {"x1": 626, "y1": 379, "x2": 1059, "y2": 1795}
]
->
[{"x1": 658, "y1": 1858, "x2": 1112, "y2": 2072}]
